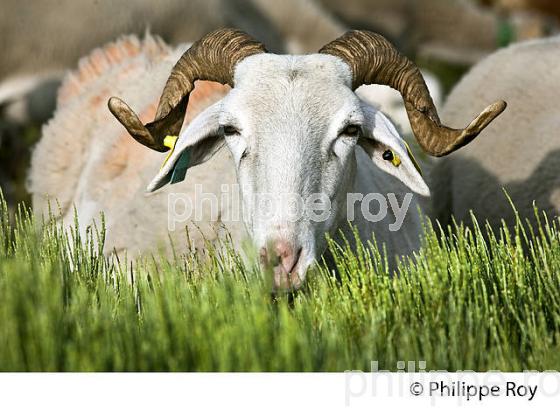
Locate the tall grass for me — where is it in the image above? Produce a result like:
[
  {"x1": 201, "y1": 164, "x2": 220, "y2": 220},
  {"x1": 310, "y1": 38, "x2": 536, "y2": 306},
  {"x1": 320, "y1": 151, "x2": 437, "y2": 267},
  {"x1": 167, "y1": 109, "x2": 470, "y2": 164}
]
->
[{"x1": 0, "y1": 193, "x2": 559, "y2": 371}]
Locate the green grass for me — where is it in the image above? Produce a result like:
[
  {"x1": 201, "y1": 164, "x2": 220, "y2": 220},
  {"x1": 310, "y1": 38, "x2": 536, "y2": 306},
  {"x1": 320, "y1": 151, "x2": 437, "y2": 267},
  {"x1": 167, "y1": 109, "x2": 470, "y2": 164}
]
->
[{"x1": 0, "y1": 193, "x2": 559, "y2": 372}]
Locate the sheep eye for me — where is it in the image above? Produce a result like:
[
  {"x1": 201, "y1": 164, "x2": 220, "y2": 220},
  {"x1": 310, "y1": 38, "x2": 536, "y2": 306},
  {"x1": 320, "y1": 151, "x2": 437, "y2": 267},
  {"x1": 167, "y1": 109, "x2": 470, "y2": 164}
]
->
[
  {"x1": 382, "y1": 150, "x2": 394, "y2": 161},
  {"x1": 223, "y1": 125, "x2": 239, "y2": 136},
  {"x1": 341, "y1": 124, "x2": 360, "y2": 137}
]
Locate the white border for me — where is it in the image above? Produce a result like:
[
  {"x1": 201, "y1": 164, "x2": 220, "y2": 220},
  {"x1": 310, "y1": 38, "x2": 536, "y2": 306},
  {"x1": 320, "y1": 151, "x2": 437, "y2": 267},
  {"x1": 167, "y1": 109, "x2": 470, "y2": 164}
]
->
[{"x1": 0, "y1": 372, "x2": 558, "y2": 409}]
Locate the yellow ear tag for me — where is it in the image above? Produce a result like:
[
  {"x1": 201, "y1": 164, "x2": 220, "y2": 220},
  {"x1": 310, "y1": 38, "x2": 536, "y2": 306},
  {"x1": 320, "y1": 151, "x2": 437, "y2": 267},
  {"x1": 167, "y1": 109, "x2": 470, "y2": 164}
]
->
[
  {"x1": 403, "y1": 140, "x2": 423, "y2": 176},
  {"x1": 161, "y1": 135, "x2": 179, "y2": 169},
  {"x1": 390, "y1": 151, "x2": 401, "y2": 168}
]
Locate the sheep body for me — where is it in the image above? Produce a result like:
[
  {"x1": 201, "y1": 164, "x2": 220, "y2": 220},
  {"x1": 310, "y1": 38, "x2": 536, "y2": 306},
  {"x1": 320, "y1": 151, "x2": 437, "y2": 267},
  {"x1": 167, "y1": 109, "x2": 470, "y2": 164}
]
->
[
  {"x1": 431, "y1": 36, "x2": 560, "y2": 229},
  {"x1": 29, "y1": 35, "x2": 244, "y2": 255}
]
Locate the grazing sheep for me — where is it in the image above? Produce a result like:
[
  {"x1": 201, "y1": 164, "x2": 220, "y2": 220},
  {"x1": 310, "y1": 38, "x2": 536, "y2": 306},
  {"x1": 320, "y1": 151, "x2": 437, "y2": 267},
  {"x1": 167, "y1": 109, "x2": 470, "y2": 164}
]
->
[
  {"x1": 430, "y1": 36, "x2": 559, "y2": 231},
  {"x1": 31, "y1": 29, "x2": 505, "y2": 291}
]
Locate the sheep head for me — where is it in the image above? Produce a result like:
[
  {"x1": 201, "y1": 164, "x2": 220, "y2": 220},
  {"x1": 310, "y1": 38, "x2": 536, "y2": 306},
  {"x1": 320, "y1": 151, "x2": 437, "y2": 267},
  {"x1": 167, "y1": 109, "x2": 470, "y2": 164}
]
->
[{"x1": 108, "y1": 28, "x2": 506, "y2": 292}]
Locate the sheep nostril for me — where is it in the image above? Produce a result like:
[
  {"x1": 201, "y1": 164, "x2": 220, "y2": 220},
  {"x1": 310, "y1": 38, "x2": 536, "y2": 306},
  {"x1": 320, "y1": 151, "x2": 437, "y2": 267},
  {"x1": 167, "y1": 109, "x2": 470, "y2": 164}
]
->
[
  {"x1": 275, "y1": 243, "x2": 301, "y2": 273},
  {"x1": 262, "y1": 241, "x2": 303, "y2": 274}
]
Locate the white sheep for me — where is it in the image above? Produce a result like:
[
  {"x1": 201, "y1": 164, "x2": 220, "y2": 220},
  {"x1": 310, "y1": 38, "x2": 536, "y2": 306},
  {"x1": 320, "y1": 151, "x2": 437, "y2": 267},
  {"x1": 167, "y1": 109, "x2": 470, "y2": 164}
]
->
[
  {"x1": 431, "y1": 36, "x2": 560, "y2": 231},
  {"x1": 30, "y1": 29, "x2": 505, "y2": 291}
]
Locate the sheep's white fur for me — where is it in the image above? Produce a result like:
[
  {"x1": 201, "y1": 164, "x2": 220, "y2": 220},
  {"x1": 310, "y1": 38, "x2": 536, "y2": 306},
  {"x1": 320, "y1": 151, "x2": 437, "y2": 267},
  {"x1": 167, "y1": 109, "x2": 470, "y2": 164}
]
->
[
  {"x1": 30, "y1": 34, "x2": 430, "y2": 283},
  {"x1": 431, "y1": 36, "x2": 560, "y2": 230},
  {"x1": 29, "y1": 35, "x2": 244, "y2": 255}
]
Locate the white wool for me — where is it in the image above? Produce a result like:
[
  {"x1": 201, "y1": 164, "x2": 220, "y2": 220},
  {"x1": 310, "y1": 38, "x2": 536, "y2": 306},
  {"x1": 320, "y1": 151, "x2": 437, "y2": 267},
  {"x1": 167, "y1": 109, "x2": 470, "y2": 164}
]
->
[{"x1": 431, "y1": 36, "x2": 560, "y2": 230}]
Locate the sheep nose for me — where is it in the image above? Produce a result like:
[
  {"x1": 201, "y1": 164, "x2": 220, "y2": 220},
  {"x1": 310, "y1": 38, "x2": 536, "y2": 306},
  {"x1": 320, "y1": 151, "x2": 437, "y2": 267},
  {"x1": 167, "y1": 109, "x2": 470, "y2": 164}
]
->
[
  {"x1": 260, "y1": 240, "x2": 303, "y2": 291},
  {"x1": 274, "y1": 240, "x2": 300, "y2": 273}
]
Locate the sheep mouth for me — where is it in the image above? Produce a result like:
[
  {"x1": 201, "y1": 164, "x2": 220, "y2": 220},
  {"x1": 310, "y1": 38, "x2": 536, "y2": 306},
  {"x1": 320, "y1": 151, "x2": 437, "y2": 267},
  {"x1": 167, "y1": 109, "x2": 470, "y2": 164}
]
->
[{"x1": 273, "y1": 268, "x2": 303, "y2": 293}]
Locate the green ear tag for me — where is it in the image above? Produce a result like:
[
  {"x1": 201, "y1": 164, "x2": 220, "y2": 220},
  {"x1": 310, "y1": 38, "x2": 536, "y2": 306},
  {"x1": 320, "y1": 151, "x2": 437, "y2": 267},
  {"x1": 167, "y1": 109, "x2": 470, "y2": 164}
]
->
[{"x1": 170, "y1": 149, "x2": 191, "y2": 184}]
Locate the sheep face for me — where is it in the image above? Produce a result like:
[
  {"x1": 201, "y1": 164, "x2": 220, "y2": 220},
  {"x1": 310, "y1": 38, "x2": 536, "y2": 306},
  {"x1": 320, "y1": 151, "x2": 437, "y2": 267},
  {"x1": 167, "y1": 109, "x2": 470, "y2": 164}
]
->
[
  {"x1": 151, "y1": 54, "x2": 428, "y2": 291},
  {"x1": 225, "y1": 55, "x2": 360, "y2": 290}
]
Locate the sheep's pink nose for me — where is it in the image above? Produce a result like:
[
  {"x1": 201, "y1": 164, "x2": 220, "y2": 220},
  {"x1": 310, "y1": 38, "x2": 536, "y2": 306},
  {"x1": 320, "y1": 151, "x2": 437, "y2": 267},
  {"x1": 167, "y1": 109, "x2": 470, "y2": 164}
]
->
[
  {"x1": 274, "y1": 240, "x2": 299, "y2": 273},
  {"x1": 260, "y1": 240, "x2": 303, "y2": 291}
]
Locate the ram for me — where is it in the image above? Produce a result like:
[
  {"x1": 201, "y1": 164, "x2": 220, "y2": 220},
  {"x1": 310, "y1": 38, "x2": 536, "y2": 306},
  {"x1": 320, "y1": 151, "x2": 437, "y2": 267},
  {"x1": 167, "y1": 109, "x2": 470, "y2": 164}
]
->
[
  {"x1": 431, "y1": 36, "x2": 559, "y2": 232},
  {"x1": 30, "y1": 29, "x2": 505, "y2": 291}
]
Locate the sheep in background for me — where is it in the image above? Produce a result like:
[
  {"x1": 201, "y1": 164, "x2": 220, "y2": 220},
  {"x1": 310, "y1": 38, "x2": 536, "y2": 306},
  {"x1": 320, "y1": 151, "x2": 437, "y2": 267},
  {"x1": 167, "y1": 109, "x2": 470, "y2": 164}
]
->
[
  {"x1": 430, "y1": 36, "x2": 560, "y2": 231},
  {"x1": 318, "y1": 0, "x2": 554, "y2": 64},
  {"x1": 30, "y1": 29, "x2": 505, "y2": 291}
]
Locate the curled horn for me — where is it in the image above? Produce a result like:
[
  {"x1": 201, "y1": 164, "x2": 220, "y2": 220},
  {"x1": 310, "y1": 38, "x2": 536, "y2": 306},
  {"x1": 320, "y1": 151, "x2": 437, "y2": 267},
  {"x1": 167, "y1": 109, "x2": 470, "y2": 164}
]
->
[
  {"x1": 319, "y1": 31, "x2": 506, "y2": 157},
  {"x1": 108, "y1": 28, "x2": 267, "y2": 152}
]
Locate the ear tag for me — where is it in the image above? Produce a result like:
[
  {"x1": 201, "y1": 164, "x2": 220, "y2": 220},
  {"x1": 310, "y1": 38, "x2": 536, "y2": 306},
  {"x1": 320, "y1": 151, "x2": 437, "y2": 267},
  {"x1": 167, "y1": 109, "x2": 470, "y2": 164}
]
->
[
  {"x1": 403, "y1": 140, "x2": 423, "y2": 176},
  {"x1": 161, "y1": 135, "x2": 179, "y2": 170},
  {"x1": 170, "y1": 149, "x2": 191, "y2": 184},
  {"x1": 391, "y1": 151, "x2": 401, "y2": 167}
]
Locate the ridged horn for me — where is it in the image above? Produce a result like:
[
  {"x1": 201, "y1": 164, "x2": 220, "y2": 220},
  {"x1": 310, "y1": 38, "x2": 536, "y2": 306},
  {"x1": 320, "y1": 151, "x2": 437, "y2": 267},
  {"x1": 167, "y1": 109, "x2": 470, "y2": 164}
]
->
[
  {"x1": 320, "y1": 30, "x2": 506, "y2": 156},
  {"x1": 108, "y1": 28, "x2": 267, "y2": 152}
]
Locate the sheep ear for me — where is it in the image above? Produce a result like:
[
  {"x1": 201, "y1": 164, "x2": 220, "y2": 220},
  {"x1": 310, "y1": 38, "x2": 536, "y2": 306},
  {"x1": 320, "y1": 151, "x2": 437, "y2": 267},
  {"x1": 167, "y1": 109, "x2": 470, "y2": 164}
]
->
[
  {"x1": 358, "y1": 103, "x2": 430, "y2": 196},
  {"x1": 146, "y1": 101, "x2": 224, "y2": 192}
]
